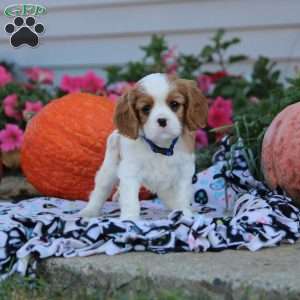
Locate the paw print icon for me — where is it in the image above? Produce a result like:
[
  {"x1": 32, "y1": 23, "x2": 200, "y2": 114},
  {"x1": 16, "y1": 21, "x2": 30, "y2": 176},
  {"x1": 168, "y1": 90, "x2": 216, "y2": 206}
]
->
[{"x1": 5, "y1": 16, "x2": 44, "y2": 48}]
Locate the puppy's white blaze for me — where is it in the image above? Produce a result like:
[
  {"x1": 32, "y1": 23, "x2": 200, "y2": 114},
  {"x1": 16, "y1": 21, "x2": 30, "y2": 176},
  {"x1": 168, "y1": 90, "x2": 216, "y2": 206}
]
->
[{"x1": 138, "y1": 73, "x2": 171, "y2": 103}]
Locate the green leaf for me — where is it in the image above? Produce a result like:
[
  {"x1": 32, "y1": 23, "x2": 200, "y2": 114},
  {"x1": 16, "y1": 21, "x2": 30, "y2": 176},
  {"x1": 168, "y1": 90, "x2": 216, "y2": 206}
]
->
[
  {"x1": 105, "y1": 65, "x2": 123, "y2": 84},
  {"x1": 140, "y1": 34, "x2": 168, "y2": 63},
  {"x1": 228, "y1": 55, "x2": 248, "y2": 63},
  {"x1": 221, "y1": 38, "x2": 240, "y2": 50},
  {"x1": 212, "y1": 29, "x2": 225, "y2": 43},
  {"x1": 201, "y1": 45, "x2": 214, "y2": 58},
  {"x1": 177, "y1": 53, "x2": 202, "y2": 79},
  {"x1": 209, "y1": 124, "x2": 234, "y2": 132}
]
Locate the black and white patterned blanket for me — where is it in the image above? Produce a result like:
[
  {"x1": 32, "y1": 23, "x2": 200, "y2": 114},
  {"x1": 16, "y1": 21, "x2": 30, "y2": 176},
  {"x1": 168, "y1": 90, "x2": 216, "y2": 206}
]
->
[{"x1": 0, "y1": 137, "x2": 299, "y2": 280}]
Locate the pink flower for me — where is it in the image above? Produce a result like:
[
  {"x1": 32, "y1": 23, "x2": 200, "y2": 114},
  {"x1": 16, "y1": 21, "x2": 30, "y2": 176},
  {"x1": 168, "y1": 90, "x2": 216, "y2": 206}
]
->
[
  {"x1": 107, "y1": 93, "x2": 119, "y2": 101},
  {"x1": 197, "y1": 74, "x2": 214, "y2": 94},
  {"x1": 208, "y1": 96, "x2": 233, "y2": 129},
  {"x1": 23, "y1": 82, "x2": 34, "y2": 90},
  {"x1": 213, "y1": 96, "x2": 233, "y2": 112},
  {"x1": 81, "y1": 71, "x2": 105, "y2": 94},
  {"x1": 60, "y1": 71, "x2": 105, "y2": 94},
  {"x1": 25, "y1": 67, "x2": 54, "y2": 84},
  {"x1": 209, "y1": 71, "x2": 228, "y2": 83},
  {"x1": 162, "y1": 47, "x2": 176, "y2": 63},
  {"x1": 60, "y1": 75, "x2": 84, "y2": 93},
  {"x1": 106, "y1": 82, "x2": 136, "y2": 101},
  {"x1": 195, "y1": 129, "x2": 208, "y2": 149},
  {"x1": 0, "y1": 65, "x2": 12, "y2": 87},
  {"x1": 22, "y1": 101, "x2": 43, "y2": 122},
  {"x1": 107, "y1": 81, "x2": 133, "y2": 95},
  {"x1": 166, "y1": 63, "x2": 178, "y2": 75},
  {"x1": 0, "y1": 124, "x2": 23, "y2": 152},
  {"x1": 162, "y1": 47, "x2": 178, "y2": 74},
  {"x1": 3, "y1": 94, "x2": 21, "y2": 120},
  {"x1": 23, "y1": 101, "x2": 43, "y2": 114}
]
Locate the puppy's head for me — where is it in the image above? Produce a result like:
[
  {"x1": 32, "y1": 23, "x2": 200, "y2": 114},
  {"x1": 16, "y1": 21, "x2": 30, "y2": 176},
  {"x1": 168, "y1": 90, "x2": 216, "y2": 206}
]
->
[{"x1": 114, "y1": 73, "x2": 208, "y2": 144}]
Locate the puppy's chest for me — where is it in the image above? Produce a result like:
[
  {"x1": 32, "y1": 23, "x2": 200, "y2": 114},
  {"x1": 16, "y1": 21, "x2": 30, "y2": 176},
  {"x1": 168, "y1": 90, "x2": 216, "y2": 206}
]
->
[
  {"x1": 120, "y1": 138, "x2": 194, "y2": 193},
  {"x1": 139, "y1": 152, "x2": 189, "y2": 192}
]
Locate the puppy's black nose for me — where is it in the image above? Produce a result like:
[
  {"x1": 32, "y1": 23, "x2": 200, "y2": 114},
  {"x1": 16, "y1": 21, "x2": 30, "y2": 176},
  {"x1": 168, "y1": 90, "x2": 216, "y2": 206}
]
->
[{"x1": 157, "y1": 118, "x2": 167, "y2": 127}]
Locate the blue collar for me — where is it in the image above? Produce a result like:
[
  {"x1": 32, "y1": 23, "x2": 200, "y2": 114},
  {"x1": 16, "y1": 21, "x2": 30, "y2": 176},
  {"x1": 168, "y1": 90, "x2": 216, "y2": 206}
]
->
[{"x1": 141, "y1": 135, "x2": 179, "y2": 156}]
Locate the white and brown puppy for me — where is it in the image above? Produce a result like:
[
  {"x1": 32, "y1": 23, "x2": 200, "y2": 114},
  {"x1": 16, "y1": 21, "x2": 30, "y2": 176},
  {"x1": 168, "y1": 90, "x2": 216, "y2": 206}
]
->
[{"x1": 80, "y1": 73, "x2": 208, "y2": 220}]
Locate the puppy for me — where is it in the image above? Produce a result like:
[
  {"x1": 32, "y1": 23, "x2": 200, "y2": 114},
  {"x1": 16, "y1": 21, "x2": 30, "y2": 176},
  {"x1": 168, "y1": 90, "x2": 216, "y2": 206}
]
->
[{"x1": 80, "y1": 73, "x2": 208, "y2": 220}]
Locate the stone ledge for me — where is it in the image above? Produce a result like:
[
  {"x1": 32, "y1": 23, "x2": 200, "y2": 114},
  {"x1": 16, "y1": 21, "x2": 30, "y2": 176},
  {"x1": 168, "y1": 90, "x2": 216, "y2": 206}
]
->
[{"x1": 42, "y1": 244, "x2": 300, "y2": 299}]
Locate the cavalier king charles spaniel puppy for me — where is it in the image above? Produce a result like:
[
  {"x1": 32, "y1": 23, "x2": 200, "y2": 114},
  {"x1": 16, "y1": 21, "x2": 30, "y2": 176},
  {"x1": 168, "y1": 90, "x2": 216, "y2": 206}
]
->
[{"x1": 80, "y1": 73, "x2": 208, "y2": 220}]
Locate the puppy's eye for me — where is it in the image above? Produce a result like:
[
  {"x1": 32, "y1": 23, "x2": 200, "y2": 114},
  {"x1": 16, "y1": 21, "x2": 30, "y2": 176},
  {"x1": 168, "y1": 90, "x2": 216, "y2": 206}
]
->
[
  {"x1": 169, "y1": 101, "x2": 180, "y2": 112},
  {"x1": 141, "y1": 105, "x2": 152, "y2": 115}
]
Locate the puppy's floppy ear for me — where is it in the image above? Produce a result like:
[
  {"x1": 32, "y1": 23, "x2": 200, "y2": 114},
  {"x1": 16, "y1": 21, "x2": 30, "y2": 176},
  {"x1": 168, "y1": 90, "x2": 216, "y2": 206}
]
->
[
  {"x1": 176, "y1": 79, "x2": 208, "y2": 131},
  {"x1": 114, "y1": 88, "x2": 139, "y2": 139}
]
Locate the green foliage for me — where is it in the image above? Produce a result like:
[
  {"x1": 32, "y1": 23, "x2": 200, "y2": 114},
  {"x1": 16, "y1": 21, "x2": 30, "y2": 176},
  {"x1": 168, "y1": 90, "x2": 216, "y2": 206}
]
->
[
  {"x1": 195, "y1": 144, "x2": 218, "y2": 172},
  {"x1": 105, "y1": 35, "x2": 169, "y2": 84},
  {"x1": 233, "y1": 75, "x2": 300, "y2": 179},
  {"x1": 209, "y1": 55, "x2": 288, "y2": 179},
  {"x1": 212, "y1": 75, "x2": 249, "y2": 111},
  {"x1": 1, "y1": 272, "x2": 299, "y2": 300},
  {"x1": 105, "y1": 65, "x2": 124, "y2": 84},
  {"x1": 200, "y1": 29, "x2": 247, "y2": 70},
  {"x1": 247, "y1": 56, "x2": 284, "y2": 99},
  {"x1": 0, "y1": 274, "x2": 207, "y2": 300},
  {"x1": 141, "y1": 34, "x2": 168, "y2": 66},
  {"x1": 105, "y1": 29, "x2": 248, "y2": 84},
  {"x1": 177, "y1": 54, "x2": 201, "y2": 79}
]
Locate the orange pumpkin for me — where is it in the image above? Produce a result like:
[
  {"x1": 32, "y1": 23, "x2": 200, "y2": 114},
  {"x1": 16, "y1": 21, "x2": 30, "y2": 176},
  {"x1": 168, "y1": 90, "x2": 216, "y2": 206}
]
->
[
  {"x1": 21, "y1": 93, "x2": 115, "y2": 200},
  {"x1": 21, "y1": 92, "x2": 155, "y2": 201},
  {"x1": 261, "y1": 102, "x2": 300, "y2": 204}
]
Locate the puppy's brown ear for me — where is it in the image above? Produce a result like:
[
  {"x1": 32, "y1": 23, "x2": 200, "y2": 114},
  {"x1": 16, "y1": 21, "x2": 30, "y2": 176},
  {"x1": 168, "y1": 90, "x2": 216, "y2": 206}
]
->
[
  {"x1": 114, "y1": 89, "x2": 139, "y2": 139},
  {"x1": 176, "y1": 79, "x2": 208, "y2": 131}
]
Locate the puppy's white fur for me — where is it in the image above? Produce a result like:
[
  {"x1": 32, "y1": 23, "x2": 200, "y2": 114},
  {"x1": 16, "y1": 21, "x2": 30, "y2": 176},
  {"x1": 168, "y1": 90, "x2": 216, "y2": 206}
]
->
[{"x1": 80, "y1": 73, "x2": 206, "y2": 220}]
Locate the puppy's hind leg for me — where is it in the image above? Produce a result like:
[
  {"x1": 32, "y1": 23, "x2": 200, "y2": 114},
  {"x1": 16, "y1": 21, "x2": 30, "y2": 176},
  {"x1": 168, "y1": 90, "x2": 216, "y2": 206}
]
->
[{"x1": 80, "y1": 131, "x2": 120, "y2": 218}]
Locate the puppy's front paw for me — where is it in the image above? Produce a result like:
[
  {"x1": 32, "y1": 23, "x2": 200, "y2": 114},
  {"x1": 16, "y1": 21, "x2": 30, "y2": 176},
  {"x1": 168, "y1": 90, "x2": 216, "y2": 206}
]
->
[{"x1": 79, "y1": 207, "x2": 100, "y2": 218}]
